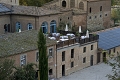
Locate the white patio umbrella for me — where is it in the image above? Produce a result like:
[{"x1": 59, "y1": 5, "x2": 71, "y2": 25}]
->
[
  {"x1": 65, "y1": 24, "x2": 68, "y2": 31},
  {"x1": 86, "y1": 30, "x2": 89, "y2": 38},
  {"x1": 79, "y1": 26, "x2": 81, "y2": 33}
]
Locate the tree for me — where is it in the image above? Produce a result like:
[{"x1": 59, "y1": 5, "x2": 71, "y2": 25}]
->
[
  {"x1": 38, "y1": 28, "x2": 48, "y2": 80},
  {"x1": 0, "y1": 59, "x2": 14, "y2": 80},
  {"x1": 19, "y1": 0, "x2": 53, "y2": 7},
  {"x1": 106, "y1": 54, "x2": 120, "y2": 80},
  {"x1": 12, "y1": 63, "x2": 37, "y2": 80},
  {"x1": 111, "y1": 8, "x2": 120, "y2": 24}
]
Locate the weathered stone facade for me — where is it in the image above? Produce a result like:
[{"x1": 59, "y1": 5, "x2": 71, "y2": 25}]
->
[
  {"x1": 56, "y1": 42, "x2": 98, "y2": 78},
  {"x1": 87, "y1": 0, "x2": 111, "y2": 32}
]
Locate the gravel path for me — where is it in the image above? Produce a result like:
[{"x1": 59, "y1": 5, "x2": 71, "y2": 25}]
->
[{"x1": 59, "y1": 62, "x2": 113, "y2": 80}]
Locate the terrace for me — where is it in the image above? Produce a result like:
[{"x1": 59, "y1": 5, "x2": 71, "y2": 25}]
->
[{"x1": 48, "y1": 30, "x2": 99, "y2": 49}]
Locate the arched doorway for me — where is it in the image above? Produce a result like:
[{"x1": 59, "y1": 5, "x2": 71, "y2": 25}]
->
[
  {"x1": 28, "y1": 23, "x2": 33, "y2": 30},
  {"x1": 41, "y1": 22, "x2": 48, "y2": 34},
  {"x1": 62, "y1": 1, "x2": 66, "y2": 7},
  {"x1": 50, "y1": 20, "x2": 56, "y2": 33},
  {"x1": 16, "y1": 22, "x2": 21, "y2": 32}
]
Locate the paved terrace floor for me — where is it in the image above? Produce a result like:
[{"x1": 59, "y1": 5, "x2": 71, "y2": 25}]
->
[{"x1": 59, "y1": 62, "x2": 113, "y2": 80}]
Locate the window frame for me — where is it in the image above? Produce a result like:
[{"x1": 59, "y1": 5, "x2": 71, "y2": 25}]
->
[
  {"x1": 62, "y1": 51, "x2": 65, "y2": 61},
  {"x1": 71, "y1": 49, "x2": 74, "y2": 58},
  {"x1": 83, "y1": 57, "x2": 86, "y2": 63},
  {"x1": 36, "y1": 51, "x2": 39, "y2": 62},
  {"x1": 49, "y1": 48, "x2": 53, "y2": 57},
  {"x1": 20, "y1": 54, "x2": 27, "y2": 66},
  {"x1": 91, "y1": 45, "x2": 93, "y2": 50},
  {"x1": 83, "y1": 47, "x2": 86, "y2": 53}
]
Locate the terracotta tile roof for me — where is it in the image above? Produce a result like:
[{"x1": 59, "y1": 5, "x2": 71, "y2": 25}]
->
[
  {"x1": 2, "y1": 3, "x2": 61, "y2": 16},
  {"x1": 0, "y1": 30, "x2": 56, "y2": 57}
]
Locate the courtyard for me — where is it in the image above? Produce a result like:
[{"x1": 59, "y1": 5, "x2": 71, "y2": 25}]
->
[{"x1": 59, "y1": 62, "x2": 113, "y2": 80}]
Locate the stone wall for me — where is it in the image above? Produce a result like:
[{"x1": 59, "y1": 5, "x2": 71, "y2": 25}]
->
[
  {"x1": 87, "y1": 0, "x2": 111, "y2": 32},
  {"x1": 0, "y1": 15, "x2": 10, "y2": 34}
]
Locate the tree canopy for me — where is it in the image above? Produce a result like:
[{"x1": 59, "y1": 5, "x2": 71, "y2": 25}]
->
[{"x1": 19, "y1": 0, "x2": 53, "y2": 7}]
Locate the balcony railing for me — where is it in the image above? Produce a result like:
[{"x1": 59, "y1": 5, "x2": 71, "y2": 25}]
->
[{"x1": 56, "y1": 34, "x2": 99, "y2": 48}]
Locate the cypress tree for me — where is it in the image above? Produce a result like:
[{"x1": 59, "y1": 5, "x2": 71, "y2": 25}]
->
[{"x1": 38, "y1": 28, "x2": 48, "y2": 80}]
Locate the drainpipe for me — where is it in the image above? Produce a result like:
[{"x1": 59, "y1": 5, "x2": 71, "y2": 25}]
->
[{"x1": 56, "y1": 44, "x2": 58, "y2": 78}]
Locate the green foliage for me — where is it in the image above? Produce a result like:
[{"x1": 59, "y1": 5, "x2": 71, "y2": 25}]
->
[
  {"x1": 106, "y1": 54, "x2": 120, "y2": 80},
  {"x1": 111, "y1": 8, "x2": 120, "y2": 23},
  {"x1": 12, "y1": 63, "x2": 37, "y2": 80},
  {"x1": 0, "y1": 59, "x2": 14, "y2": 80},
  {"x1": 38, "y1": 28, "x2": 48, "y2": 80},
  {"x1": 19, "y1": 0, "x2": 53, "y2": 7}
]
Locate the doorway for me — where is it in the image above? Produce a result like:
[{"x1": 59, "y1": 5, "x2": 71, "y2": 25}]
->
[
  {"x1": 90, "y1": 55, "x2": 93, "y2": 66},
  {"x1": 103, "y1": 52, "x2": 106, "y2": 62},
  {"x1": 62, "y1": 65, "x2": 65, "y2": 76},
  {"x1": 97, "y1": 52, "x2": 101, "y2": 63}
]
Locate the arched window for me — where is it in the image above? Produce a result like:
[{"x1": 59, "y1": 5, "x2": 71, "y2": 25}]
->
[
  {"x1": 50, "y1": 20, "x2": 56, "y2": 33},
  {"x1": 89, "y1": 7, "x2": 91, "y2": 13},
  {"x1": 62, "y1": 1, "x2": 66, "y2": 7},
  {"x1": 70, "y1": 0, "x2": 75, "y2": 8},
  {"x1": 79, "y1": 2, "x2": 84, "y2": 10},
  {"x1": 41, "y1": 22, "x2": 48, "y2": 34},
  {"x1": 16, "y1": 22, "x2": 21, "y2": 32},
  {"x1": 28, "y1": 23, "x2": 33, "y2": 30},
  {"x1": 100, "y1": 6, "x2": 102, "y2": 11}
]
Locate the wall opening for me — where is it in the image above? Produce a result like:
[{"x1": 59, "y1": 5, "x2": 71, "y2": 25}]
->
[{"x1": 62, "y1": 1, "x2": 66, "y2": 7}]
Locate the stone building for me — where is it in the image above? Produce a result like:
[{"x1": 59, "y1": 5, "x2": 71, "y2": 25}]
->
[
  {"x1": 44, "y1": 0, "x2": 111, "y2": 32},
  {"x1": 0, "y1": 0, "x2": 111, "y2": 35},
  {"x1": 0, "y1": 30, "x2": 57, "y2": 79},
  {"x1": 0, "y1": 0, "x2": 19, "y2": 5},
  {"x1": 0, "y1": 29, "x2": 100, "y2": 79}
]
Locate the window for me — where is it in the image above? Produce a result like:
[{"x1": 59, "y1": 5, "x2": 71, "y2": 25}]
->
[
  {"x1": 49, "y1": 48, "x2": 53, "y2": 57},
  {"x1": 49, "y1": 69, "x2": 53, "y2": 75},
  {"x1": 68, "y1": 17, "x2": 69, "y2": 20},
  {"x1": 89, "y1": 16, "x2": 91, "y2": 19},
  {"x1": 71, "y1": 62, "x2": 74, "y2": 68},
  {"x1": 16, "y1": 22, "x2": 21, "y2": 32},
  {"x1": 62, "y1": 1, "x2": 66, "y2": 7},
  {"x1": 41, "y1": 22, "x2": 48, "y2": 34},
  {"x1": 36, "y1": 52, "x2": 39, "y2": 62},
  {"x1": 71, "y1": 49, "x2": 74, "y2": 58},
  {"x1": 83, "y1": 47, "x2": 86, "y2": 53},
  {"x1": 105, "y1": 14, "x2": 107, "y2": 16},
  {"x1": 28, "y1": 23, "x2": 33, "y2": 30},
  {"x1": 100, "y1": 6, "x2": 102, "y2": 11},
  {"x1": 91, "y1": 45, "x2": 93, "y2": 50},
  {"x1": 113, "y1": 48, "x2": 116, "y2": 53},
  {"x1": 79, "y1": 2, "x2": 84, "y2": 10},
  {"x1": 60, "y1": 18, "x2": 62, "y2": 21},
  {"x1": 62, "y1": 51, "x2": 65, "y2": 61},
  {"x1": 94, "y1": 16, "x2": 96, "y2": 18},
  {"x1": 83, "y1": 57, "x2": 86, "y2": 63},
  {"x1": 20, "y1": 54, "x2": 26, "y2": 66},
  {"x1": 89, "y1": 7, "x2": 91, "y2": 13},
  {"x1": 100, "y1": 15, "x2": 102, "y2": 17}
]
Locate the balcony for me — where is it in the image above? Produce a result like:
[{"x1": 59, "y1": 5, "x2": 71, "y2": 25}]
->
[{"x1": 56, "y1": 34, "x2": 99, "y2": 48}]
